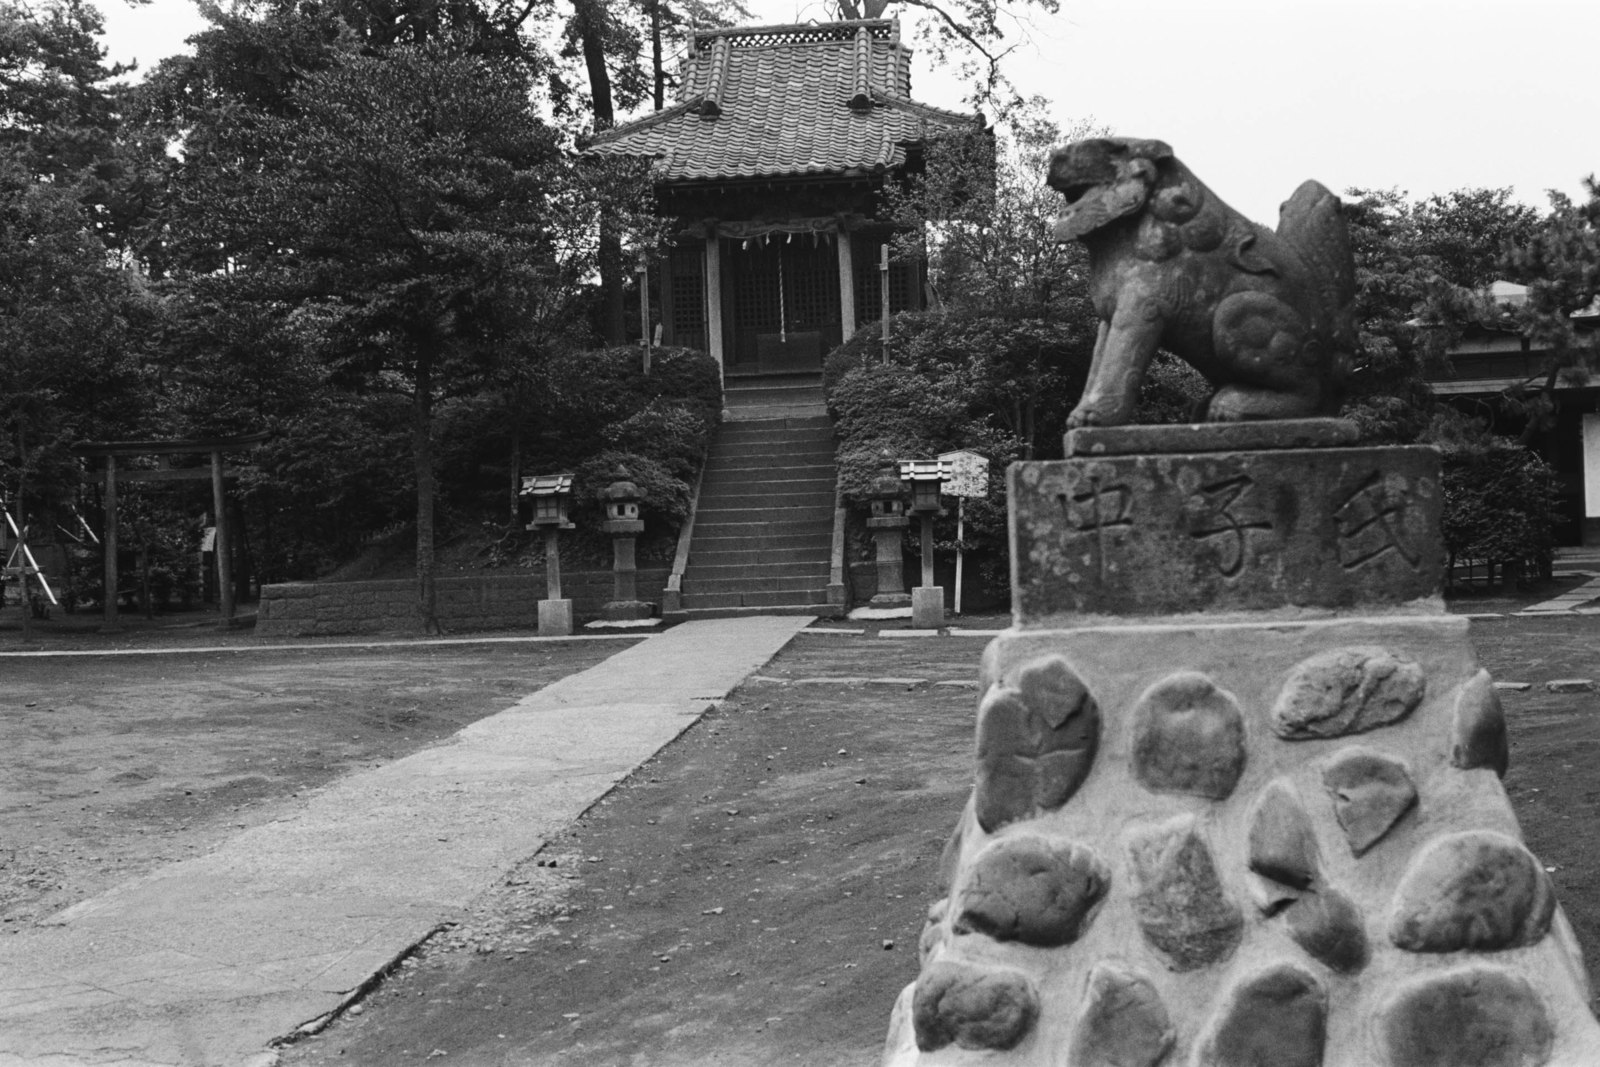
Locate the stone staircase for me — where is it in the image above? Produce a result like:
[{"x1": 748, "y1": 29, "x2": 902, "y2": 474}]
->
[{"x1": 677, "y1": 374, "x2": 841, "y2": 617}]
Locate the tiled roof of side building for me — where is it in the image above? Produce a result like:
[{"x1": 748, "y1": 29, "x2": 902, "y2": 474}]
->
[{"x1": 584, "y1": 19, "x2": 981, "y2": 183}]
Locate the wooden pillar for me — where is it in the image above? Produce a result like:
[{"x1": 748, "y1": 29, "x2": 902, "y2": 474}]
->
[
  {"x1": 837, "y1": 231, "x2": 856, "y2": 340},
  {"x1": 880, "y1": 243, "x2": 891, "y2": 325},
  {"x1": 102, "y1": 455, "x2": 119, "y2": 631},
  {"x1": 705, "y1": 234, "x2": 724, "y2": 377},
  {"x1": 211, "y1": 450, "x2": 234, "y2": 624},
  {"x1": 544, "y1": 527, "x2": 562, "y2": 601}
]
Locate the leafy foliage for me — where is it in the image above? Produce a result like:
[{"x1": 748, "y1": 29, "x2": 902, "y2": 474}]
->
[
  {"x1": 165, "y1": 41, "x2": 652, "y2": 625},
  {"x1": 835, "y1": 0, "x2": 1061, "y2": 117},
  {"x1": 1504, "y1": 180, "x2": 1600, "y2": 382},
  {"x1": 1435, "y1": 418, "x2": 1559, "y2": 577}
]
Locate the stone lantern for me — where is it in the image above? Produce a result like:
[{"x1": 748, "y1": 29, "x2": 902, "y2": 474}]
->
[
  {"x1": 521, "y1": 473, "x2": 575, "y2": 636},
  {"x1": 898, "y1": 458, "x2": 953, "y2": 627},
  {"x1": 599, "y1": 468, "x2": 653, "y2": 621},
  {"x1": 866, "y1": 462, "x2": 912, "y2": 608}
]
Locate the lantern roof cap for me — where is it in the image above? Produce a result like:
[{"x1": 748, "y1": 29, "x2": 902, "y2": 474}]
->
[
  {"x1": 602, "y1": 468, "x2": 641, "y2": 501},
  {"x1": 520, "y1": 473, "x2": 575, "y2": 497},
  {"x1": 897, "y1": 457, "x2": 952, "y2": 481}
]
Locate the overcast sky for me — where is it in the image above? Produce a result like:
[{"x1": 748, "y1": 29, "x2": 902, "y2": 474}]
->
[{"x1": 98, "y1": 0, "x2": 1596, "y2": 225}]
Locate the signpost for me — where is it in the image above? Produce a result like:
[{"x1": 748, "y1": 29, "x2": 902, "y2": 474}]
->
[{"x1": 937, "y1": 450, "x2": 990, "y2": 616}]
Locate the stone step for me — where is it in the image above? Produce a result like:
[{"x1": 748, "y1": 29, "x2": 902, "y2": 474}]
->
[
  {"x1": 697, "y1": 490, "x2": 835, "y2": 512},
  {"x1": 694, "y1": 506, "x2": 835, "y2": 526},
  {"x1": 701, "y1": 472, "x2": 835, "y2": 494},
  {"x1": 703, "y1": 451, "x2": 836, "y2": 473},
  {"x1": 690, "y1": 531, "x2": 833, "y2": 553},
  {"x1": 725, "y1": 389, "x2": 825, "y2": 409},
  {"x1": 724, "y1": 404, "x2": 828, "y2": 422},
  {"x1": 685, "y1": 559, "x2": 830, "y2": 579},
  {"x1": 725, "y1": 371, "x2": 824, "y2": 390},
  {"x1": 681, "y1": 588, "x2": 833, "y2": 609},
  {"x1": 703, "y1": 470, "x2": 836, "y2": 488},
  {"x1": 714, "y1": 417, "x2": 833, "y2": 440},
  {"x1": 726, "y1": 379, "x2": 825, "y2": 398},
  {"x1": 678, "y1": 603, "x2": 840, "y2": 620},
  {"x1": 682, "y1": 573, "x2": 828, "y2": 595},
  {"x1": 687, "y1": 549, "x2": 830, "y2": 570}
]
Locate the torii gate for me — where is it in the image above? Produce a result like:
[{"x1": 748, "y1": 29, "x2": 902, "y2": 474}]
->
[{"x1": 74, "y1": 433, "x2": 268, "y2": 630}]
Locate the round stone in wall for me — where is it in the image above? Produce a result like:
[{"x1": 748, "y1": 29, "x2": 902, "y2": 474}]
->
[
  {"x1": 1197, "y1": 963, "x2": 1326, "y2": 1067},
  {"x1": 1322, "y1": 746, "x2": 1417, "y2": 856},
  {"x1": 1452, "y1": 669, "x2": 1510, "y2": 777},
  {"x1": 1067, "y1": 961, "x2": 1175, "y2": 1067},
  {"x1": 1379, "y1": 967, "x2": 1553, "y2": 1067},
  {"x1": 1272, "y1": 646, "x2": 1425, "y2": 739},
  {"x1": 911, "y1": 959, "x2": 1039, "y2": 1053},
  {"x1": 954, "y1": 834, "x2": 1110, "y2": 947},
  {"x1": 974, "y1": 655, "x2": 1101, "y2": 833},
  {"x1": 1125, "y1": 814, "x2": 1243, "y2": 972},
  {"x1": 1248, "y1": 777, "x2": 1323, "y2": 889},
  {"x1": 1389, "y1": 830, "x2": 1555, "y2": 953},
  {"x1": 1130, "y1": 672, "x2": 1246, "y2": 800},
  {"x1": 1283, "y1": 887, "x2": 1369, "y2": 974}
]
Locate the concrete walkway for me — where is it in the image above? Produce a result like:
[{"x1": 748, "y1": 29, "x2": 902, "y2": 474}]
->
[{"x1": 0, "y1": 616, "x2": 813, "y2": 1067}]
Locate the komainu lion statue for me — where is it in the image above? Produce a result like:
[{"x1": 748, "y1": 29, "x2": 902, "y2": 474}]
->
[{"x1": 1048, "y1": 137, "x2": 1357, "y2": 427}]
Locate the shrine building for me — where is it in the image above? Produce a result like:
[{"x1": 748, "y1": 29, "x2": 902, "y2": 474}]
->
[
  {"x1": 585, "y1": 17, "x2": 981, "y2": 377},
  {"x1": 579, "y1": 18, "x2": 982, "y2": 617}
]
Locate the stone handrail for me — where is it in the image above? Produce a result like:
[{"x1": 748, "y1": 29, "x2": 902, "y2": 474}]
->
[
  {"x1": 662, "y1": 464, "x2": 705, "y2": 616},
  {"x1": 827, "y1": 487, "x2": 847, "y2": 609}
]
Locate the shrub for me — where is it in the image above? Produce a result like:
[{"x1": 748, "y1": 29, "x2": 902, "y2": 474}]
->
[
  {"x1": 530, "y1": 345, "x2": 720, "y2": 461},
  {"x1": 603, "y1": 399, "x2": 712, "y2": 482},
  {"x1": 1426, "y1": 410, "x2": 1558, "y2": 582},
  {"x1": 571, "y1": 448, "x2": 692, "y2": 552},
  {"x1": 825, "y1": 319, "x2": 1041, "y2": 603},
  {"x1": 1439, "y1": 444, "x2": 1558, "y2": 577}
]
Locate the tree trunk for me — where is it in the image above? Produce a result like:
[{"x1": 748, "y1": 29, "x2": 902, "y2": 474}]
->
[
  {"x1": 650, "y1": 0, "x2": 664, "y2": 111},
  {"x1": 414, "y1": 357, "x2": 441, "y2": 634},
  {"x1": 573, "y1": 0, "x2": 627, "y2": 345},
  {"x1": 599, "y1": 226, "x2": 627, "y2": 345},
  {"x1": 508, "y1": 417, "x2": 522, "y2": 528}
]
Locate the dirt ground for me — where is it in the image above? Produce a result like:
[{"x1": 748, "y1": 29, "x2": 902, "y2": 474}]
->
[
  {"x1": 0, "y1": 634, "x2": 638, "y2": 926},
  {"x1": 274, "y1": 615, "x2": 1600, "y2": 1067},
  {"x1": 269, "y1": 634, "x2": 982, "y2": 1067},
  {"x1": 4, "y1": 590, "x2": 1596, "y2": 1065}
]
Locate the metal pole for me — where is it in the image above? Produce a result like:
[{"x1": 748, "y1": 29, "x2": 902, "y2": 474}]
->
[
  {"x1": 103, "y1": 455, "x2": 119, "y2": 631},
  {"x1": 212, "y1": 450, "x2": 234, "y2": 624},
  {"x1": 954, "y1": 497, "x2": 965, "y2": 615}
]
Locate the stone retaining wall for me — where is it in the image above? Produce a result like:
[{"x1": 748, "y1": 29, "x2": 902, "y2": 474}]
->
[{"x1": 256, "y1": 569, "x2": 671, "y2": 637}]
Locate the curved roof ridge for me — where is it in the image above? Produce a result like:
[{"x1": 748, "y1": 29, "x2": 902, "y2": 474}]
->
[{"x1": 693, "y1": 18, "x2": 896, "y2": 51}]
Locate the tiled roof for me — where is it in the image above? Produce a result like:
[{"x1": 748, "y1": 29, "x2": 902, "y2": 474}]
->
[{"x1": 584, "y1": 19, "x2": 980, "y2": 183}]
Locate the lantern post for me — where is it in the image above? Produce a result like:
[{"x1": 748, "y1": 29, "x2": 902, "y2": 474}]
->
[
  {"x1": 865, "y1": 461, "x2": 912, "y2": 608},
  {"x1": 599, "y1": 468, "x2": 654, "y2": 622},
  {"x1": 898, "y1": 457, "x2": 952, "y2": 628},
  {"x1": 521, "y1": 473, "x2": 575, "y2": 636}
]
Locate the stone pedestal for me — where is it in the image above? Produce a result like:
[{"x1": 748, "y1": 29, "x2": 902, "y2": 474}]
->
[
  {"x1": 537, "y1": 598, "x2": 573, "y2": 637},
  {"x1": 601, "y1": 517, "x2": 653, "y2": 621},
  {"x1": 912, "y1": 586, "x2": 945, "y2": 628},
  {"x1": 883, "y1": 420, "x2": 1600, "y2": 1067},
  {"x1": 869, "y1": 514, "x2": 912, "y2": 607}
]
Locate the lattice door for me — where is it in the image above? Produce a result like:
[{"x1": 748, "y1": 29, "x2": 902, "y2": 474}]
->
[{"x1": 666, "y1": 244, "x2": 706, "y2": 351}]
